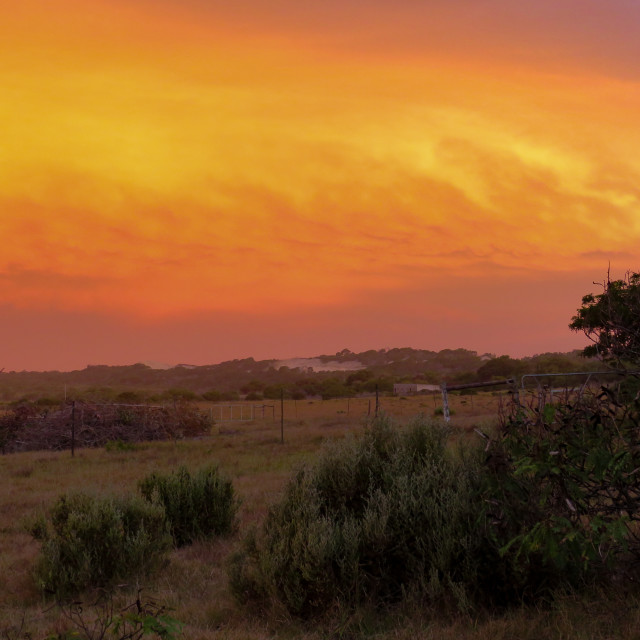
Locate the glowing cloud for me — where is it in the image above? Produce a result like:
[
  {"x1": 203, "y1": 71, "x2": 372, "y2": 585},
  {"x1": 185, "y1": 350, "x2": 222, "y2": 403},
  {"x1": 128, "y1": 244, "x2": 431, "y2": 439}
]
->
[{"x1": 1, "y1": 0, "x2": 639, "y2": 368}]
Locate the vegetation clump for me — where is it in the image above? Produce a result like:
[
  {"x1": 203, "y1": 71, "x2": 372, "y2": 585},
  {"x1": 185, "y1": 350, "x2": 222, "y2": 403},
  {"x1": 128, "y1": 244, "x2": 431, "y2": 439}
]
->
[
  {"x1": 486, "y1": 387, "x2": 640, "y2": 596},
  {"x1": 30, "y1": 493, "x2": 171, "y2": 598},
  {"x1": 229, "y1": 416, "x2": 498, "y2": 617},
  {"x1": 570, "y1": 270, "x2": 640, "y2": 368},
  {"x1": 139, "y1": 465, "x2": 237, "y2": 547},
  {"x1": 28, "y1": 464, "x2": 237, "y2": 600},
  {"x1": 479, "y1": 271, "x2": 640, "y2": 598},
  {"x1": 483, "y1": 269, "x2": 640, "y2": 594}
]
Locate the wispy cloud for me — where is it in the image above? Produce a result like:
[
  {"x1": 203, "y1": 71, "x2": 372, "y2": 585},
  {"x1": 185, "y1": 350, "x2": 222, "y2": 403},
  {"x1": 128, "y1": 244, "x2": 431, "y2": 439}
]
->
[{"x1": 1, "y1": 0, "x2": 639, "y2": 368}]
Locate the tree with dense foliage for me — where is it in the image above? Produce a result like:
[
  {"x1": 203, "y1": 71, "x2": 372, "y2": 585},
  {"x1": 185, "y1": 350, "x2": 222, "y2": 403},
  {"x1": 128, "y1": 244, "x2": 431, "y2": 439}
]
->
[
  {"x1": 569, "y1": 271, "x2": 640, "y2": 368},
  {"x1": 477, "y1": 355, "x2": 526, "y2": 381},
  {"x1": 486, "y1": 272, "x2": 640, "y2": 593}
]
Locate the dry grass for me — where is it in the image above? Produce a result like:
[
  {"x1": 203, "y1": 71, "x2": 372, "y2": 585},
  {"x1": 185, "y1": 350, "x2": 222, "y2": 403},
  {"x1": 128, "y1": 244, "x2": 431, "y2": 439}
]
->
[{"x1": 3, "y1": 392, "x2": 637, "y2": 638}]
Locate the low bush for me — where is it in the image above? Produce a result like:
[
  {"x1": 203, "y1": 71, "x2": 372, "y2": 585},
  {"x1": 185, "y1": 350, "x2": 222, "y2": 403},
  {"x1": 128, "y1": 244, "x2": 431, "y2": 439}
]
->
[
  {"x1": 30, "y1": 493, "x2": 171, "y2": 598},
  {"x1": 139, "y1": 465, "x2": 237, "y2": 547},
  {"x1": 229, "y1": 415, "x2": 498, "y2": 617}
]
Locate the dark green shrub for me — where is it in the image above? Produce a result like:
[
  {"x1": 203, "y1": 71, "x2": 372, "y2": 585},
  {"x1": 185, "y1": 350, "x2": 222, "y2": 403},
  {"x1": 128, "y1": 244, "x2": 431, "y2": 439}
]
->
[
  {"x1": 229, "y1": 416, "x2": 494, "y2": 617},
  {"x1": 320, "y1": 378, "x2": 350, "y2": 400},
  {"x1": 139, "y1": 465, "x2": 237, "y2": 547},
  {"x1": 162, "y1": 388, "x2": 198, "y2": 401},
  {"x1": 263, "y1": 385, "x2": 289, "y2": 400},
  {"x1": 116, "y1": 390, "x2": 145, "y2": 404},
  {"x1": 485, "y1": 385, "x2": 640, "y2": 595},
  {"x1": 30, "y1": 493, "x2": 170, "y2": 597},
  {"x1": 361, "y1": 377, "x2": 393, "y2": 393}
]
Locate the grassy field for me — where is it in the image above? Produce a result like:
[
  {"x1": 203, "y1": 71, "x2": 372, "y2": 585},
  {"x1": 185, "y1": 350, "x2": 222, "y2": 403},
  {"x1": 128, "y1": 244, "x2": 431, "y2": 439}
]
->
[{"x1": 2, "y1": 392, "x2": 640, "y2": 639}]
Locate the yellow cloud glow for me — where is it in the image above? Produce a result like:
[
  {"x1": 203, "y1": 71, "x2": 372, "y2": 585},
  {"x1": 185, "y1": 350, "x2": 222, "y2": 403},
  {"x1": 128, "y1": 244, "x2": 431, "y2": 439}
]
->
[{"x1": 2, "y1": 0, "x2": 640, "y2": 326}]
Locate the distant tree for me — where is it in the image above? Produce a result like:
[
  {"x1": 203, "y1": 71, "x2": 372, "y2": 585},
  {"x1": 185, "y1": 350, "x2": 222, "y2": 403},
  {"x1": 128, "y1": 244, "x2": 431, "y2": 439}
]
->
[
  {"x1": 85, "y1": 386, "x2": 118, "y2": 402},
  {"x1": 570, "y1": 271, "x2": 640, "y2": 369},
  {"x1": 361, "y1": 377, "x2": 393, "y2": 394},
  {"x1": 477, "y1": 356, "x2": 524, "y2": 382},
  {"x1": 295, "y1": 378, "x2": 322, "y2": 397},
  {"x1": 530, "y1": 353, "x2": 578, "y2": 374},
  {"x1": 320, "y1": 378, "x2": 350, "y2": 400},
  {"x1": 163, "y1": 388, "x2": 198, "y2": 401},
  {"x1": 116, "y1": 390, "x2": 144, "y2": 404},
  {"x1": 346, "y1": 370, "x2": 373, "y2": 386},
  {"x1": 263, "y1": 385, "x2": 289, "y2": 400},
  {"x1": 357, "y1": 350, "x2": 387, "y2": 366},
  {"x1": 241, "y1": 379, "x2": 265, "y2": 394},
  {"x1": 414, "y1": 371, "x2": 440, "y2": 384},
  {"x1": 449, "y1": 370, "x2": 478, "y2": 385},
  {"x1": 345, "y1": 370, "x2": 374, "y2": 393}
]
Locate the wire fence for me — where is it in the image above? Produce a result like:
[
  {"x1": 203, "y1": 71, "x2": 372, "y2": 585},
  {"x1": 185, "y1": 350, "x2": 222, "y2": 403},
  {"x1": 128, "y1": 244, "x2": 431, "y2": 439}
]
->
[{"x1": 0, "y1": 401, "x2": 212, "y2": 454}]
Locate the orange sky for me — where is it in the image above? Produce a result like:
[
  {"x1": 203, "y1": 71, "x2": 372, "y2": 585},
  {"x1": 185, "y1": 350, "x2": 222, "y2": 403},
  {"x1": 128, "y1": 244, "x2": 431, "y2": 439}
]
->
[{"x1": 1, "y1": 0, "x2": 639, "y2": 370}]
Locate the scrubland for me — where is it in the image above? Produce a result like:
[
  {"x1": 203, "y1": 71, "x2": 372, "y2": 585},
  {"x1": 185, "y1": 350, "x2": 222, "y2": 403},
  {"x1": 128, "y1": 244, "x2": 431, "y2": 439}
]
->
[{"x1": 2, "y1": 393, "x2": 640, "y2": 639}]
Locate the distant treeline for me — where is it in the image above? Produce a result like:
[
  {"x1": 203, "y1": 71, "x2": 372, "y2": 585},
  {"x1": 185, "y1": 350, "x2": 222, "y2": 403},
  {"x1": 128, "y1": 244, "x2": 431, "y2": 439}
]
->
[{"x1": 0, "y1": 348, "x2": 603, "y2": 403}]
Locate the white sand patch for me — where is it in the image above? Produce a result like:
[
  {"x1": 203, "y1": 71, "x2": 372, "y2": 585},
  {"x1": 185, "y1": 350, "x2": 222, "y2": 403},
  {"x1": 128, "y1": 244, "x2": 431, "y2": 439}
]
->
[{"x1": 141, "y1": 361, "x2": 174, "y2": 370}]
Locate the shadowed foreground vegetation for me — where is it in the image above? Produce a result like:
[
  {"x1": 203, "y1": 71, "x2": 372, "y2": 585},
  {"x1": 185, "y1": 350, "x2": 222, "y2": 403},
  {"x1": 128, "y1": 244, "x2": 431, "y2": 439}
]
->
[{"x1": 2, "y1": 386, "x2": 640, "y2": 639}]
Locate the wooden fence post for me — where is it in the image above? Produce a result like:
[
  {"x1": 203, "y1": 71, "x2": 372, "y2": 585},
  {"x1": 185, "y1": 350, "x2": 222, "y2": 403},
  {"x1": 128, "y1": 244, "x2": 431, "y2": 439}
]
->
[
  {"x1": 280, "y1": 389, "x2": 284, "y2": 444},
  {"x1": 440, "y1": 383, "x2": 450, "y2": 423},
  {"x1": 71, "y1": 400, "x2": 76, "y2": 457},
  {"x1": 375, "y1": 385, "x2": 379, "y2": 418}
]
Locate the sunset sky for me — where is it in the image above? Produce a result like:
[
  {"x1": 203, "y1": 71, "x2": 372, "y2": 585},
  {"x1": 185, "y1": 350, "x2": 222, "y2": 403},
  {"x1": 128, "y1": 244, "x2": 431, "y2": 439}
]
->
[{"x1": 2, "y1": 0, "x2": 640, "y2": 371}]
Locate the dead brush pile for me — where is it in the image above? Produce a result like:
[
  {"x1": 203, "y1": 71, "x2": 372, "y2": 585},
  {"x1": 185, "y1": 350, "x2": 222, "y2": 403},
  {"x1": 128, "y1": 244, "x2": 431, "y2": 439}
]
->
[{"x1": 0, "y1": 401, "x2": 211, "y2": 453}]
